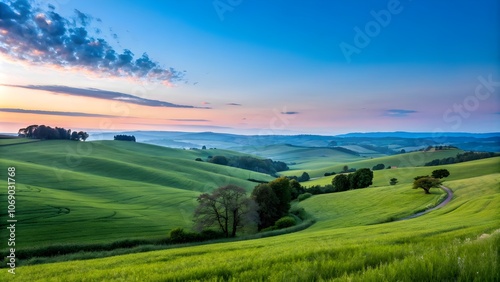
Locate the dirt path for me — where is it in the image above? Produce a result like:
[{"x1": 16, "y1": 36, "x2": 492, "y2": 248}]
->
[{"x1": 399, "y1": 185, "x2": 453, "y2": 220}]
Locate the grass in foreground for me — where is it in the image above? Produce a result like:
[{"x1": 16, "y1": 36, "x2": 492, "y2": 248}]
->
[{"x1": 5, "y1": 173, "x2": 498, "y2": 281}]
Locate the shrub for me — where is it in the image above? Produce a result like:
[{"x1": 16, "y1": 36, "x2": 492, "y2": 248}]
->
[
  {"x1": 199, "y1": 229, "x2": 225, "y2": 240},
  {"x1": 169, "y1": 228, "x2": 199, "y2": 243},
  {"x1": 260, "y1": 226, "x2": 277, "y2": 232},
  {"x1": 290, "y1": 206, "x2": 307, "y2": 220},
  {"x1": 275, "y1": 216, "x2": 296, "y2": 229},
  {"x1": 298, "y1": 193, "x2": 312, "y2": 201}
]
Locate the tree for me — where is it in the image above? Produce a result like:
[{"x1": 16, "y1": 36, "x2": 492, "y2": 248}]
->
[
  {"x1": 349, "y1": 168, "x2": 373, "y2": 189},
  {"x1": 289, "y1": 179, "x2": 304, "y2": 200},
  {"x1": 332, "y1": 174, "x2": 350, "y2": 192},
  {"x1": 389, "y1": 178, "x2": 398, "y2": 185},
  {"x1": 71, "y1": 131, "x2": 79, "y2": 140},
  {"x1": 193, "y1": 185, "x2": 258, "y2": 237},
  {"x1": 78, "y1": 131, "x2": 89, "y2": 141},
  {"x1": 251, "y1": 177, "x2": 292, "y2": 230},
  {"x1": 297, "y1": 172, "x2": 310, "y2": 182},
  {"x1": 251, "y1": 183, "x2": 280, "y2": 229},
  {"x1": 372, "y1": 163, "x2": 385, "y2": 170},
  {"x1": 342, "y1": 165, "x2": 349, "y2": 173},
  {"x1": 202, "y1": 145, "x2": 207, "y2": 150},
  {"x1": 432, "y1": 169, "x2": 450, "y2": 179},
  {"x1": 268, "y1": 177, "x2": 292, "y2": 218},
  {"x1": 412, "y1": 176, "x2": 442, "y2": 194},
  {"x1": 210, "y1": 155, "x2": 229, "y2": 165}
]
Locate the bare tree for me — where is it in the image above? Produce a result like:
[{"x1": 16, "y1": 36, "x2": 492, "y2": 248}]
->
[{"x1": 193, "y1": 185, "x2": 258, "y2": 237}]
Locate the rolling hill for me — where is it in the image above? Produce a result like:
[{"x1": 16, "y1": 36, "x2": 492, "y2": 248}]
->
[
  {"x1": 4, "y1": 157, "x2": 498, "y2": 281},
  {"x1": 0, "y1": 140, "x2": 274, "y2": 248}
]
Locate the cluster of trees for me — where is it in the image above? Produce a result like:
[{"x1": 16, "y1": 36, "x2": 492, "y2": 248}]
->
[
  {"x1": 419, "y1": 145, "x2": 457, "y2": 152},
  {"x1": 18, "y1": 125, "x2": 88, "y2": 141},
  {"x1": 251, "y1": 177, "x2": 300, "y2": 230},
  {"x1": 302, "y1": 168, "x2": 374, "y2": 195},
  {"x1": 412, "y1": 169, "x2": 450, "y2": 194},
  {"x1": 425, "y1": 151, "x2": 499, "y2": 166},
  {"x1": 191, "y1": 177, "x2": 303, "y2": 238},
  {"x1": 286, "y1": 172, "x2": 310, "y2": 182},
  {"x1": 114, "y1": 135, "x2": 136, "y2": 142},
  {"x1": 208, "y1": 155, "x2": 289, "y2": 175},
  {"x1": 372, "y1": 163, "x2": 385, "y2": 170},
  {"x1": 193, "y1": 185, "x2": 258, "y2": 238},
  {"x1": 331, "y1": 168, "x2": 374, "y2": 192}
]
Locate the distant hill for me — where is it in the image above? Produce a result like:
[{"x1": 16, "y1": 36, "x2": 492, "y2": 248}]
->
[
  {"x1": 335, "y1": 131, "x2": 500, "y2": 138},
  {"x1": 84, "y1": 131, "x2": 500, "y2": 153}
]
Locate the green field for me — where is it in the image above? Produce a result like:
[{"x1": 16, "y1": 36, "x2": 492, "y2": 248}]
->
[
  {"x1": 3, "y1": 167, "x2": 498, "y2": 281},
  {"x1": 235, "y1": 144, "x2": 364, "y2": 171},
  {"x1": 304, "y1": 156, "x2": 500, "y2": 187},
  {"x1": 282, "y1": 148, "x2": 464, "y2": 179},
  {"x1": 1, "y1": 141, "x2": 498, "y2": 281},
  {"x1": 0, "y1": 140, "x2": 273, "y2": 248}
]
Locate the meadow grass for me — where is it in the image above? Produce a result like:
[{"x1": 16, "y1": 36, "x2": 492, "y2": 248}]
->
[
  {"x1": 4, "y1": 171, "x2": 498, "y2": 281},
  {"x1": 304, "y1": 156, "x2": 500, "y2": 187},
  {"x1": 286, "y1": 149, "x2": 463, "y2": 178},
  {"x1": 0, "y1": 138, "x2": 39, "y2": 146},
  {"x1": 237, "y1": 144, "x2": 364, "y2": 172},
  {"x1": 0, "y1": 140, "x2": 273, "y2": 248}
]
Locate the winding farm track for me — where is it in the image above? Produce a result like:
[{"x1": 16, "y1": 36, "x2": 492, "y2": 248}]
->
[{"x1": 399, "y1": 185, "x2": 453, "y2": 220}]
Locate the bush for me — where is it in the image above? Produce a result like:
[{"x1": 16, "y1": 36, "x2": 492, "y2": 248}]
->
[
  {"x1": 195, "y1": 158, "x2": 203, "y2": 162},
  {"x1": 199, "y1": 229, "x2": 225, "y2": 240},
  {"x1": 260, "y1": 226, "x2": 277, "y2": 232},
  {"x1": 275, "y1": 216, "x2": 296, "y2": 229},
  {"x1": 290, "y1": 207, "x2": 307, "y2": 220},
  {"x1": 297, "y1": 193, "x2": 312, "y2": 201},
  {"x1": 169, "y1": 228, "x2": 199, "y2": 243}
]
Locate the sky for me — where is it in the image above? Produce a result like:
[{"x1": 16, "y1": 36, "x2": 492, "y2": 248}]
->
[{"x1": 0, "y1": 0, "x2": 499, "y2": 135}]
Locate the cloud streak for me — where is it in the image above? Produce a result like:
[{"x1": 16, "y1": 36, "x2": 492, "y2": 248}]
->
[
  {"x1": 0, "y1": 108, "x2": 117, "y2": 117},
  {"x1": 384, "y1": 109, "x2": 417, "y2": 117},
  {"x1": 4, "y1": 84, "x2": 205, "y2": 108},
  {"x1": 169, "y1": 119, "x2": 210, "y2": 122},
  {"x1": 226, "y1": 103, "x2": 242, "y2": 106},
  {"x1": 0, "y1": 0, "x2": 184, "y2": 84},
  {"x1": 281, "y1": 111, "x2": 299, "y2": 115}
]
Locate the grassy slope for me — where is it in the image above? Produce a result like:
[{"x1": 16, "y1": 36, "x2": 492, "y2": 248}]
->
[
  {"x1": 0, "y1": 140, "x2": 274, "y2": 248},
  {"x1": 284, "y1": 148, "x2": 463, "y2": 178},
  {"x1": 236, "y1": 144, "x2": 364, "y2": 171},
  {"x1": 6, "y1": 159, "x2": 499, "y2": 281},
  {"x1": 305, "y1": 156, "x2": 500, "y2": 187},
  {"x1": 0, "y1": 138, "x2": 39, "y2": 146}
]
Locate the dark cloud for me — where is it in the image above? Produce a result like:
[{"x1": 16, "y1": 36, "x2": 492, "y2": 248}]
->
[
  {"x1": 0, "y1": 0, "x2": 184, "y2": 84},
  {"x1": 169, "y1": 119, "x2": 210, "y2": 122},
  {"x1": 281, "y1": 111, "x2": 299, "y2": 115},
  {"x1": 226, "y1": 103, "x2": 242, "y2": 106},
  {"x1": 384, "y1": 109, "x2": 417, "y2": 117},
  {"x1": 0, "y1": 108, "x2": 117, "y2": 117},
  {"x1": 4, "y1": 84, "x2": 206, "y2": 108}
]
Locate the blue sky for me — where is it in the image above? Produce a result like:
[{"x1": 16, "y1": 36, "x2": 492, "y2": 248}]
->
[{"x1": 0, "y1": 0, "x2": 498, "y2": 134}]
